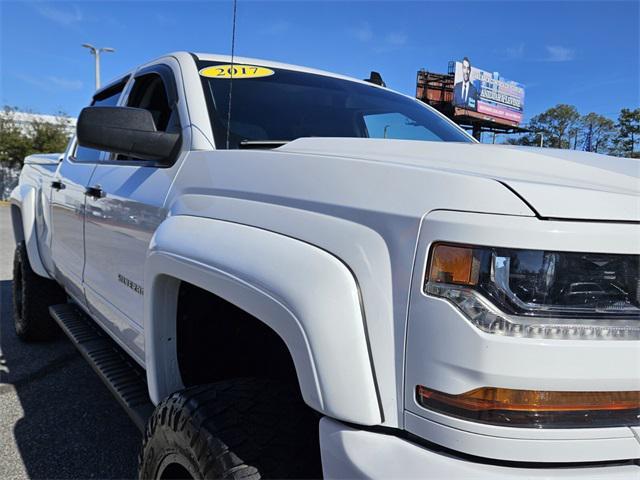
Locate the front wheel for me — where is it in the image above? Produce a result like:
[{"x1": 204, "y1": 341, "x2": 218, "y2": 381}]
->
[{"x1": 138, "y1": 378, "x2": 322, "y2": 479}]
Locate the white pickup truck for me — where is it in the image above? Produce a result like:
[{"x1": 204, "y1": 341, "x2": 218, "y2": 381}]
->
[{"x1": 10, "y1": 52, "x2": 640, "y2": 479}]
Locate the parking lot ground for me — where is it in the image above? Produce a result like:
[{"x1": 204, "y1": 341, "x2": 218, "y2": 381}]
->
[{"x1": 0, "y1": 205, "x2": 141, "y2": 479}]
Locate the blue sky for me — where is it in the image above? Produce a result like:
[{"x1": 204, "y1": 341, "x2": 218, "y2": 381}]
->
[{"x1": 1, "y1": 0, "x2": 638, "y2": 123}]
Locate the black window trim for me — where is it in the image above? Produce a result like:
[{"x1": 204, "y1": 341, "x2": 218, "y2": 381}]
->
[
  {"x1": 71, "y1": 64, "x2": 183, "y2": 168},
  {"x1": 125, "y1": 64, "x2": 179, "y2": 110},
  {"x1": 93, "y1": 75, "x2": 131, "y2": 103},
  {"x1": 102, "y1": 63, "x2": 182, "y2": 168}
]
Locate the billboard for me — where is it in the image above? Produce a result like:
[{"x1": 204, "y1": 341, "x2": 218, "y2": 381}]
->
[{"x1": 453, "y1": 58, "x2": 525, "y2": 124}]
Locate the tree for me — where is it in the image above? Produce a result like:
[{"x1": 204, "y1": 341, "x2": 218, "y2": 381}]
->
[
  {"x1": 505, "y1": 104, "x2": 581, "y2": 149},
  {"x1": 0, "y1": 106, "x2": 30, "y2": 167},
  {"x1": 0, "y1": 106, "x2": 71, "y2": 167},
  {"x1": 529, "y1": 104, "x2": 581, "y2": 149},
  {"x1": 579, "y1": 112, "x2": 616, "y2": 153},
  {"x1": 611, "y1": 108, "x2": 640, "y2": 158},
  {"x1": 504, "y1": 133, "x2": 541, "y2": 147},
  {"x1": 28, "y1": 113, "x2": 72, "y2": 157},
  {"x1": 0, "y1": 106, "x2": 72, "y2": 200}
]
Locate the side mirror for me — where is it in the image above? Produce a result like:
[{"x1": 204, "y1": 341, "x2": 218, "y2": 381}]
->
[{"x1": 76, "y1": 106, "x2": 180, "y2": 162}]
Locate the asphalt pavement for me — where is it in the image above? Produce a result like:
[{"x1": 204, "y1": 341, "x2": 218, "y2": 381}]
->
[{"x1": 0, "y1": 205, "x2": 141, "y2": 479}]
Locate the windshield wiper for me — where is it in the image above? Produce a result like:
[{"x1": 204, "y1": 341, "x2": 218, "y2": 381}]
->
[{"x1": 238, "y1": 140, "x2": 289, "y2": 150}]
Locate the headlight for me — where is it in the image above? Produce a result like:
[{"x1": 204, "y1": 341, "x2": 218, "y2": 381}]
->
[{"x1": 425, "y1": 243, "x2": 640, "y2": 340}]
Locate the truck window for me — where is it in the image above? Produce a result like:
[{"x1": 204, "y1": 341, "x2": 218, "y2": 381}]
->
[
  {"x1": 73, "y1": 80, "x2": 126, "y2": 162},
  {"x1": 363, "y1": 112, "x2": 442, "y2": 142},
  {"x1": 111, "y1": 71, "x2": 180, "y2": 161},
  {"x1": 126, "y1": 73, "x2": 179, "y2": 133},
  {"x1": 198, "y1": 61, "x2": 472, "y2": 149}
]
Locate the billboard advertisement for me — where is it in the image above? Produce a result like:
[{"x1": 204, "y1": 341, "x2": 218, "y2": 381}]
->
[{"x1": 453, "y1": 58, "x2": 525, "y2": 124}]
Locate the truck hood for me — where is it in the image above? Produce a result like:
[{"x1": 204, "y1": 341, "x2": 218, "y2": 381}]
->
[{"x1": 281, "y1": 138, "x2": 640, "y2": 222}]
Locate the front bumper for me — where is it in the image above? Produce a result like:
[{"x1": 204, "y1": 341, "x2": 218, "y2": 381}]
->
[{"x1": 320, "y1": 417, "x2": 640, "y2": 479}]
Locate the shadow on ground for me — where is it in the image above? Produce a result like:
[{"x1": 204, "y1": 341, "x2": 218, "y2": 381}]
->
[{"x1": 0, "y1": 278, "x2": 141, "y2": 479}]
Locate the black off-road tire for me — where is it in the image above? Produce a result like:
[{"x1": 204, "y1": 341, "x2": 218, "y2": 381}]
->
[
  {"x1": 139, "y1": 378, "x2": 322, "y2": 480},
  {"x1": 13, "y1": 241, "x2": 66, "y2": 341}
]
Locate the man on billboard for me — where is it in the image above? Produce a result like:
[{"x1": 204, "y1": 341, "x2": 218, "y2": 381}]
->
[{"x1": 453, "y1": 57, "x2": 479, "y2": 110}]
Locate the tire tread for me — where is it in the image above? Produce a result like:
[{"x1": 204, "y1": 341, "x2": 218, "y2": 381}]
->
[
  {"x1": 139, "y1": 378, "x2": 321, "y2": 479},
  {"x1": 13, "y1": 241, "x2": 66, "y2": 341}
]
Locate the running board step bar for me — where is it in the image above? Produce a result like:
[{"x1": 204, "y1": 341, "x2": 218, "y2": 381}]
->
[{"x1": 49, "y1": 303, "x2": 154, "y2": 432}]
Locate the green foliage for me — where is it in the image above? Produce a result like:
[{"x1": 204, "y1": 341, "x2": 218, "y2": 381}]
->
[
  {"x1": 534, "y1": 104, "x2": 581, "y2": 149},
  {"x1": 0, "y1": 107, "x2": 29, "y2": 167},
  {"x1": 611, "y1": 108, "x2": 640, "y2": 158},
  {"x1": 506, "y1": 105, "x2": 638, "y2": 157},
  {"x1": 504, "y1": 132, "x2": 540, "y2": 147},
  {"x1": 580, "y1": 112, "x2": 616, "y2": 154},
  {"x1": 0, "y1": 106, "x2": 72, "y2": 167},
  {"x1": 507, "y1": 104, "x2": 581, "y2": 149}
]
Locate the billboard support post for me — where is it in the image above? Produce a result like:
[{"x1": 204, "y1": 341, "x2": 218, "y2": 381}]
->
[{"x1": 472, "y1": 124, "x2": 482, "y2": 140}]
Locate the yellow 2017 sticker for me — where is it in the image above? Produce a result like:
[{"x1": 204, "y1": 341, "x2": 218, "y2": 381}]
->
[{"x1": 199, "y1": 64, "x2": 275, "y2": 79}]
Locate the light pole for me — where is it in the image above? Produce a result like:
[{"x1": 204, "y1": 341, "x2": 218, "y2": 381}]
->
[{"x1": 81, "y1": 44, "x2": 115, "y2": 91}]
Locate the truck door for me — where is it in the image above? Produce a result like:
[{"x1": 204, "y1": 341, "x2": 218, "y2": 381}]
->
[
  {"x1": 82, "y1": 63, "x2": 186, "y2": 362},
  {"x1": 50, "y1": 79, "x2": 128, "y2": 304}
]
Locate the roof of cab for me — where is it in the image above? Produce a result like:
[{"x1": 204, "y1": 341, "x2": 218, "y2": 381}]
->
[
  {"x1": 96, "y1": 51, "x2": 388, "y2": 99},
  {"x1": 191, "y1": 52, "x2": 385, "y2": 89}
]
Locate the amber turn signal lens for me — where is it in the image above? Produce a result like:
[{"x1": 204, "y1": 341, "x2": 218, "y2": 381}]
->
[
  {"x1": 417, "y1": 385, "x2": 640, "y2": 428},
  {"x1": 428, "y1": 244, "x2": 479, "y2": 286}
]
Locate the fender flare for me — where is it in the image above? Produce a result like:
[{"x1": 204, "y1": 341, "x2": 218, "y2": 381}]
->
[
  {"x1": 144, "y1": 215, "x2": 382, "y2": 426},
  {"x1": 9, "y1": 184, "x2": 50, "y2": 278}
]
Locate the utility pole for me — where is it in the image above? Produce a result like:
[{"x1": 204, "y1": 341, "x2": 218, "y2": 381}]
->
[{"x1": 81, "y1": 44, "x2": 115, "y2": 91}]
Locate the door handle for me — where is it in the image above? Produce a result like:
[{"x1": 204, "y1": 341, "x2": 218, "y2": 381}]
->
[
  {"x1": 51, "y1": 180, "x2": 65, "y2": 191},
  {"x1": 85, "y1": 185, "x2": 104, "y2": 199}
]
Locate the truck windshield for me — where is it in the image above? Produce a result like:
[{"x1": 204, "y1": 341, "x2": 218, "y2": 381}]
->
[{"x1": 197, "y1": 61, "x2": 473, "y2": 149}]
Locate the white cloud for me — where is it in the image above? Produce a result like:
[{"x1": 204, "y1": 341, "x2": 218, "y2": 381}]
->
[
  {"x1": 544, "y1": 45, "x2": 575, "y2": 62},
  {"x1": 504, "y1": 43, "x2": 525, "y2": 60},
  {"x1": 351, "y1": 22, "x2": 373, "y2": 42},
  {"x1": 385, "y1": 32, "x2": 407, "y2": 47},
  {"x1": 33, "y1": 3, "x2": 83, "y2": 27},
  {"x1": 49, "y1": 76, "x2": 83, "y2": 91},
  {"x1": 15, "y1": 73, "x2": 83, "y2": 92},
  {"x1": 372, "y1": 32, "x2": 409, "y2": 53},
  {"x1": 349, "y1": 23, "x2": 408, "y2": 53},
  {"x1": 15, "y1": 73, "x2": 49, "y2": 91}
]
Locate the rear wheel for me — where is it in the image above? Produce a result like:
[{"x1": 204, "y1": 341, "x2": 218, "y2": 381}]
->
[
  {"x1": 139, "y1": 378, "x2": 322, "y2": 479},
  {"x1": 13, "y1": 241, "x2": 66, "y2": 341}
]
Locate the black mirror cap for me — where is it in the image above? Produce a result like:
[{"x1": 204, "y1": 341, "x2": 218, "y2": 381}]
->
[{"x1": 76, "y1": 106, "x2": 180, "y2": 162}]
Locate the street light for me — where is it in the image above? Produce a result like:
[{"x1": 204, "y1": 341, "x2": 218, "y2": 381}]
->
[{"x1": 81, "y1": 44, "x2": 115, "y2": 91}]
